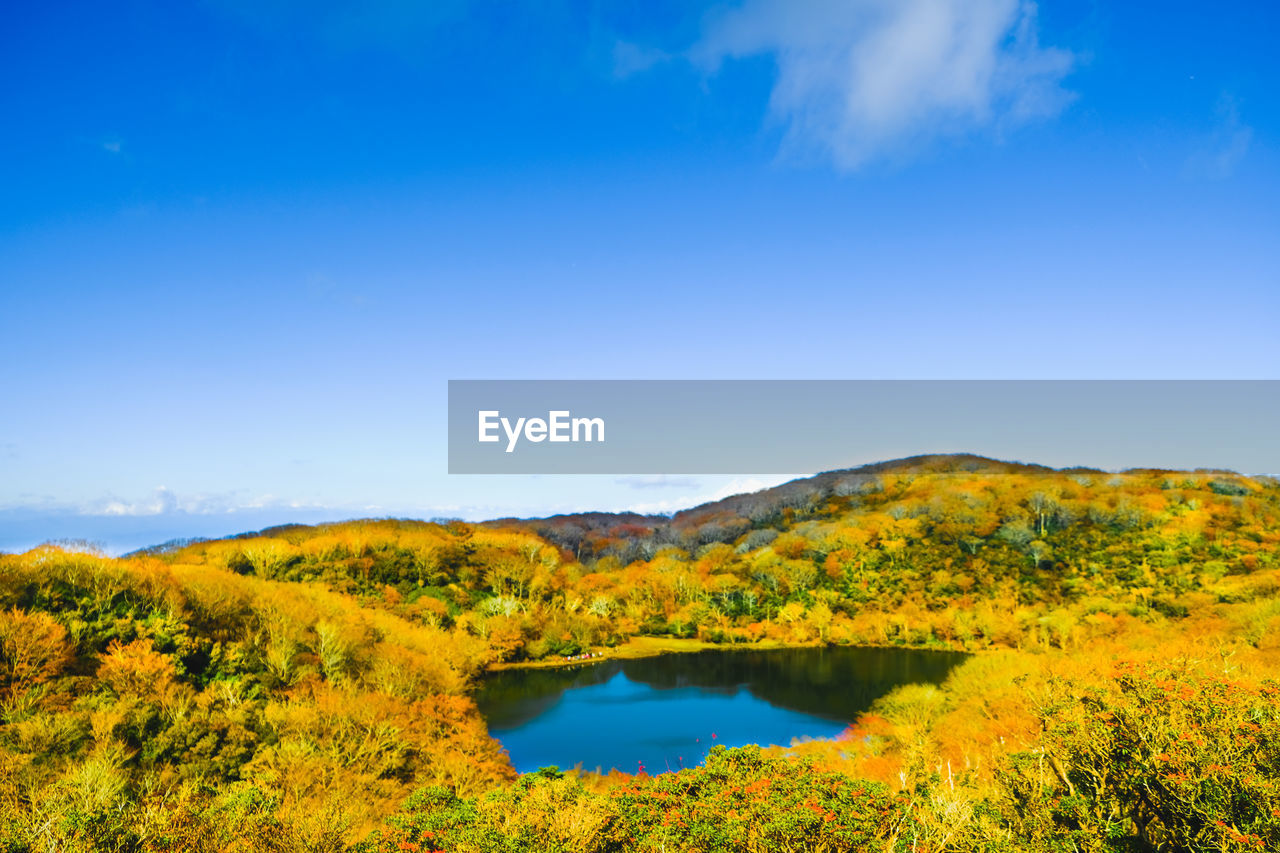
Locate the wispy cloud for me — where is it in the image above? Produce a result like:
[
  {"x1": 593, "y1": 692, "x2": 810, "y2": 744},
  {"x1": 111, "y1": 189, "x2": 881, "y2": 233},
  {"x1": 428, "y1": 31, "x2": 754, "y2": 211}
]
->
[
  {"x1": 613, "y1": 40, "x2": 671, "y2": 79},
  {"x1": 690, "y1": 0, "x2": 1075, "y2": 170},
  {"x1": 624, "y1": 475, "x2": 795, "y2": 515},
  {"x1": 614, "y1": 475, "x2": 701, "y2": 490},
  {"x1": 1184, "y1": 94, "x2": 1253, "y2": 179},
  {"x1": 83, "y1": 487, "x2": 328, "y2": 518}
]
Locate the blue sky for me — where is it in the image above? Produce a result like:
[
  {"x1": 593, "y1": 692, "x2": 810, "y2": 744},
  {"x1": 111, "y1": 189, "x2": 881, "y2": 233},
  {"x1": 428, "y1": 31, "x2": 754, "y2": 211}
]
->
[{"x1": 2, "y1": 0, "x2": 1277, "y2": 552}]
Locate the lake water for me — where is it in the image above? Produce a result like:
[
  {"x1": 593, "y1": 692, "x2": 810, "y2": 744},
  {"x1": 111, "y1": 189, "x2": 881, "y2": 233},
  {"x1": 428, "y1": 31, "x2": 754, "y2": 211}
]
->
[{"x1": 475, "y1": 646, "x2": 968, "y2": 775}]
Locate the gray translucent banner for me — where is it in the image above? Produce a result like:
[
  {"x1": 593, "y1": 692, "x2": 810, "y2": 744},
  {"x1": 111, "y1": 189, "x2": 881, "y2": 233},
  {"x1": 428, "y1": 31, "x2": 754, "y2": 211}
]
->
[{"x1": 447, "y1": 380, "x2": 1278, "y2": 475}]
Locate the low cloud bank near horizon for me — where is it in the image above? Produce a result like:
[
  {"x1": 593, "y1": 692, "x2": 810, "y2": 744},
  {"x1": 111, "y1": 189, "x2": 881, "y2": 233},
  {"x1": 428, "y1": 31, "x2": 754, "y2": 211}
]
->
[{"x1": 0, "y1": 476, "x2": 799, "y2": 555}]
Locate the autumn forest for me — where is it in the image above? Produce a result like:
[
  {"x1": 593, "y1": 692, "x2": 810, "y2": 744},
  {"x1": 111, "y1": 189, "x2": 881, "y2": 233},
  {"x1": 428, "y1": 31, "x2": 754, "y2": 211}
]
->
[{"x1": 2, "y1": 454, "x2": 1278, "y2": 852}]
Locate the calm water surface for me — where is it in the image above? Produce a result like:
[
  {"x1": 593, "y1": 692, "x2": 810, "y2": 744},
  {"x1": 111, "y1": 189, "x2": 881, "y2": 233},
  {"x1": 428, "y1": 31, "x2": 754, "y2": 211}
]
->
[{"x1": 475, "y1": 646, "x2": 967, "y2": 774}]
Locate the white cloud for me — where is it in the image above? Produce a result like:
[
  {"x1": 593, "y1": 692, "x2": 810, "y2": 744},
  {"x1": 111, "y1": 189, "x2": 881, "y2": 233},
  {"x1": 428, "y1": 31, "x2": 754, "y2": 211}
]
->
[
  {"x1": 615, "y1": 475, "x2": 702, "y2": 490},
  {"x1": 89, "y1": 487, "x2": 309, "y2": 517},
  {"x1": 1185, "y1": 94, "x2": 1252, "y2": 179},
  {"x1": 691, "y1": 0, "x2": 1074, "y2": 170},
  {"x1": 624, "y1": 475, "x2": 796, "y2": 515},
  {"x1": 75, "y1": 488, "x2": 471, "y2": 521},
  {"x1": 99, "y1": 487, "x2": 177, "y2": 517}
]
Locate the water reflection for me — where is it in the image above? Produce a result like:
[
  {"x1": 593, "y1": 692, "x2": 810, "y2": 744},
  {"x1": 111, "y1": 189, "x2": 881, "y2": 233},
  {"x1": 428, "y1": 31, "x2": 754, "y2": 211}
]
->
[{"x1": 476, "y1": 646, "x2": 966, "y2": 774}]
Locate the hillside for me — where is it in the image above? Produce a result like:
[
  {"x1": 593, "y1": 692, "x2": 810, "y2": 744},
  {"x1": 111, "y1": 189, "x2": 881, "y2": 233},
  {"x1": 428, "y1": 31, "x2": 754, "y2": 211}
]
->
[
  {"x1": 486, "y1": 455, "x2": 1064, "y2": 549},
  {"x1": 2, "y1": 454, "x2": 1279, "y2": 851},
  {"x1": 486, "y1": 453, "x2": 1263, "y2": 563}
]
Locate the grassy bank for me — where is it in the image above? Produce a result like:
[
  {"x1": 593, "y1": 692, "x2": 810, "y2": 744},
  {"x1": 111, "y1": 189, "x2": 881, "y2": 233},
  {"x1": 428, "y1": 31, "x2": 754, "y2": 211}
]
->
[{"x1": 485, "y1": 635, "x2": 823, "y2": 670}]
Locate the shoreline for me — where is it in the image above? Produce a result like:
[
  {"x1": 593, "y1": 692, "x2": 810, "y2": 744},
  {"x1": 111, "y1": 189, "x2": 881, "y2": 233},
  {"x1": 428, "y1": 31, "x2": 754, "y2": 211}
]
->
[
  {"x1": 484, "y1": 636, "x2": 742, "y2": 671},
  {"x1": 483, "y1": 634, "x2": 972, "y2": 673}
]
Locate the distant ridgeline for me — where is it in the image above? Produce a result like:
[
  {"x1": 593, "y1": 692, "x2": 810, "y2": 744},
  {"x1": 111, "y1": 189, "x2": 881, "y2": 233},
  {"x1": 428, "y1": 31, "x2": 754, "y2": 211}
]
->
[{"x1": 2, "y1": 454, "x2": 1278, "y2": 851}]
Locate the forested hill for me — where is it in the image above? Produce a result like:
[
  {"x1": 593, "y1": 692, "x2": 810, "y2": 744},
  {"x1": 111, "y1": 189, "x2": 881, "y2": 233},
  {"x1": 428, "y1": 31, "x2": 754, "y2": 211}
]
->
[
  {"x1": 489, "y1": 454, "x2": 1062, "y2": 536},
  {"x1": 45, "y1": 452, "x2": 1276, "y2": 662},
  {"x1": 486, "y1": 452, "x2": 1268, "y2": 566},
  {"x1": 3, "y1": 454, "x2": 1278, "y2": 850}
]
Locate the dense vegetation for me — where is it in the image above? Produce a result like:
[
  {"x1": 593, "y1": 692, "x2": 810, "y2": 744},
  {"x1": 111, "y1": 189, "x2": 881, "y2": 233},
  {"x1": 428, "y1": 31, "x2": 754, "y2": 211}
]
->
[{"x1": 2, "y1": 455, "x2": 1277, "y2": 851}]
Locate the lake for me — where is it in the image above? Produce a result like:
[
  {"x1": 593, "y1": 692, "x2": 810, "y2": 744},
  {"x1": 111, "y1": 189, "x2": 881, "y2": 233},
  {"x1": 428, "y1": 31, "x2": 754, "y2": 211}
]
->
[{"x1": 475, "y1": 645, "x2": 968, "y2": 775}]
